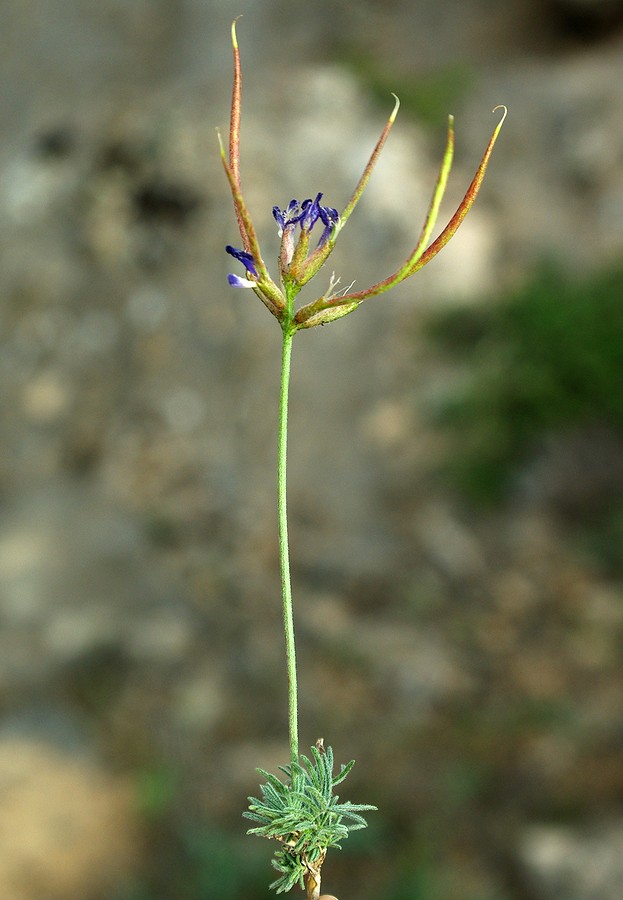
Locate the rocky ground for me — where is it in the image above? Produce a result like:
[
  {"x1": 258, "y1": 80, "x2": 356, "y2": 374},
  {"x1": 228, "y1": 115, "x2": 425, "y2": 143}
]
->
[{"x1": 0, "y1": 1, "x2": 622, "y2": 898}]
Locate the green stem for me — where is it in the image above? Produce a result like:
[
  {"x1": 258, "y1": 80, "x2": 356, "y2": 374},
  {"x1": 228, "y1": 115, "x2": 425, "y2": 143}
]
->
[{"x1": 278, "y1": 322, "x2": 299, "y2": 769}]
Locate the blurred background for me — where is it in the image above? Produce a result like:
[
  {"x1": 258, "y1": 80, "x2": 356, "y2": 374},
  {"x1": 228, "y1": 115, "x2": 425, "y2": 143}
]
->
[{"x1": 1, "y1": 0, "x2": 623, "y2": 898}]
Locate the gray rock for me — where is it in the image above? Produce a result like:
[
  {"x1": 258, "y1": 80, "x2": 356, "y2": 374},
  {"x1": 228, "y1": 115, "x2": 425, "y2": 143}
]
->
[{"x1": 520, "y1": 821, "x2": 623, "y2": 900}]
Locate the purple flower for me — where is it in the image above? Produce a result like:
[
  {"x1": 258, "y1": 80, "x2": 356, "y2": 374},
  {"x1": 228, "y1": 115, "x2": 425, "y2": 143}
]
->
[
  {"x1": 317, "y1": 204, "x2": 339, "y2": 248},
  {"x1": 228, "y1": 273, "x2": 257, "y2": 288},
  {"x1": 298, "y1": 193, "x2": 322, "y2": 232},
  {"x1": 272, "y1": 199, "x2": 303, "y2": 234},
  {"x1": 226, "y1": 244, "x2": 258, "y2": 278}
]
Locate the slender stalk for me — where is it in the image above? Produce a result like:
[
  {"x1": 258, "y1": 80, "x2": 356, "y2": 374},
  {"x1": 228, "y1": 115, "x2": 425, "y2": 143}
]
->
[{"x1": 278, "y1": 322, "x2": 299, "y2": 769}]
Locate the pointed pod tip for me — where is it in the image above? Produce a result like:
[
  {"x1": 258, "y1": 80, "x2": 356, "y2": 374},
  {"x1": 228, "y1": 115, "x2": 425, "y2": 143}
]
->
[
  {"x1": 231, "y1": 16, "x2": 242, "y2": 48},
  {"x1": 390, "y1": 92, "x2": 400, "y2": 122},
  {"x1": 492, "y1": 104, "x2": 508, "y2": 125}
]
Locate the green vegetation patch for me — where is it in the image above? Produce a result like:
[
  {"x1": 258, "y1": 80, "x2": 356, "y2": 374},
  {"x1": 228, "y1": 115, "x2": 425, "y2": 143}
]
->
[
  {"x1": 340, "y1": 49, "x2": 473, "y2": 127},
  {"x1": 425, "y1": 263, "x2": 623, "y2": 505}
]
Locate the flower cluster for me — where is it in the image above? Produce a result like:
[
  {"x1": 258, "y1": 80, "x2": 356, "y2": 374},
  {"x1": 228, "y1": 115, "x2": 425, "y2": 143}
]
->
[
  {"x1": 272, "y1": 194, "x2": 339, "y2": 283},
  {"x1": 219, "y1": 19, "x2": 505, "y2": 332},
  {"x1": 226, "y1": 192, "x2": 339, "y2": 291}
]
